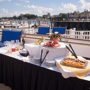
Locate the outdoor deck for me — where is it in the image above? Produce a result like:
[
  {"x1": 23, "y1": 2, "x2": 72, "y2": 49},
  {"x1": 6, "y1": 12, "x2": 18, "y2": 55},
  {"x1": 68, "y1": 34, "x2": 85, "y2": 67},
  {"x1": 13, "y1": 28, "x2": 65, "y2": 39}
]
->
[{"x1": 0, "y1": 28, "x2": 90, "y2": 90}]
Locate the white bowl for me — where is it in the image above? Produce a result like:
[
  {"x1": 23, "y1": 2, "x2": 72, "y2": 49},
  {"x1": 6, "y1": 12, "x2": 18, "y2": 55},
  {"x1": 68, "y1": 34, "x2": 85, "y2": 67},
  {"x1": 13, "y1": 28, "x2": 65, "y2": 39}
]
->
[
  {"x1": 20, "y1": 49, "x2": 27, "y2": 53},
  {"x1": 45, "y1": 60, "x2": 56, "y2": 66},
  {"x1": 33, "y1": 56, "x2": 41, "y2": 64}
]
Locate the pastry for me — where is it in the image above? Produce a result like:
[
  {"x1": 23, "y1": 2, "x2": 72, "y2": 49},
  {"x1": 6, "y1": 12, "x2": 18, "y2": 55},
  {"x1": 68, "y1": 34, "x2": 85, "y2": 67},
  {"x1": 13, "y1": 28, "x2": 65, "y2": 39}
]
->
[
  {"x1": 7, "y1": 49, "x2": 12, "y2": 53},
  {"x1": 62, "y1": 56, "x2": 87, "y2": 68},
  {"x1": 15, "y1": 47, "x2": 20, "y2": 51}
]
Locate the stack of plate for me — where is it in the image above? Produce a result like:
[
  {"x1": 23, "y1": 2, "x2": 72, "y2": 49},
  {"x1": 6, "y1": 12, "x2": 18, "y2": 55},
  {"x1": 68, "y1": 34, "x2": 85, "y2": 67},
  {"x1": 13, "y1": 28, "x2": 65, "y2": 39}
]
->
[
  {"x1": 45, "y1": 60, "x2": 56, "y2": 66},
  {"x1": 33, "y1": 56, "x2": 40, "y2": 64}
]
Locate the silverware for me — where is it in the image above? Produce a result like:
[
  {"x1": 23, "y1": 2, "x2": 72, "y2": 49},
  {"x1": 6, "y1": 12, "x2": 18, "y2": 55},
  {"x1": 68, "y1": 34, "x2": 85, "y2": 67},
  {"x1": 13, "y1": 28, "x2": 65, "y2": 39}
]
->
[
  {"x1": 40, "y1": 49, "x2": 43, "y2": 66},
  {"x1": 40, "y1": 49, "x2": 49, "y2": 66},
  {"x1": 69, "y1": 44, "x2": 77, "y2": 58},
  {"x1": 66, "y1": 44, "x2": 77, "y2": 58}
]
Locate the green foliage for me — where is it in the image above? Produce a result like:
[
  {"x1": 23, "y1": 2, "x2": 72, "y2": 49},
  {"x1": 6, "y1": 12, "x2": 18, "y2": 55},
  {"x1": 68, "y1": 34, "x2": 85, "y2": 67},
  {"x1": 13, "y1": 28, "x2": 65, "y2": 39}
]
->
[
  {"x1": 20, "y1": 14, "x2": 38, "y2": 19},
  {"x1": 1, "y1": 13, "x2": 38, "y2": 20},
  {"x1": 48, "y1": 32, "x2": 62, "y2": 41},
  {"x1": 58, "y1": 13, "x2": 67, "y2": 18},
  {"x1": 13, "y1": 16, "x2": 18, "y2": 19}
]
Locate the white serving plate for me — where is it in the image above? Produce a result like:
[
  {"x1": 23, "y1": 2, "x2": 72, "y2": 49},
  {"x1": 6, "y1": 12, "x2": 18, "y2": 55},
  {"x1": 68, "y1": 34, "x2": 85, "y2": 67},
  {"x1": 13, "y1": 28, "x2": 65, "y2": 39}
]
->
[
  {"x1": 33, "y1": 56, "x2": 41, "y2": 64},
  {"x1": 19, "y1": 49, "x2": 27, "y2": 53},
  {"x1": 45, "y1": 60, "x2": 56, "y2": 66}
]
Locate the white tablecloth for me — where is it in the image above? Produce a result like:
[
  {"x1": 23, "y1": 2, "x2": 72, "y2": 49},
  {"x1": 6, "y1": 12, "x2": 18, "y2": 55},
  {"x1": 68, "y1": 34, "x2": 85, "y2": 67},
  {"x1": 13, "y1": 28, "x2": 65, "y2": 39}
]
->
[
  {"x1": 42, "y1": 42, "x2": 69, "y2": 61},
  {"x1": 25, "y1": 42, "x2": 69, "y2": 61},
  {"x1": 25, "y1": 43, "x2": 42, "y2": 57},
  {"x1": 0, "y1": 46, "x2": 90, "y2": 81}
]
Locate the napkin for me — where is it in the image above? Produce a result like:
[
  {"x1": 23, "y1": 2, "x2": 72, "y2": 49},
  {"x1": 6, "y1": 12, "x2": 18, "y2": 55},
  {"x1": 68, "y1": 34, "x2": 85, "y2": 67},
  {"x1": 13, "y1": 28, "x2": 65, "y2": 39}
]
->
[{"x1": 56, "y1": 56, "x2": 90, "y2": 79}]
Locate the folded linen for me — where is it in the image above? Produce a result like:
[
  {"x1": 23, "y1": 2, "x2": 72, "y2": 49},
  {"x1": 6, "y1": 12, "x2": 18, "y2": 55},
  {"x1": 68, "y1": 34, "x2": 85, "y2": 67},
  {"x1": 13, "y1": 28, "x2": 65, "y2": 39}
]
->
[{"x1": 56, "y1": 56, "x2": 90, "y2": 79}]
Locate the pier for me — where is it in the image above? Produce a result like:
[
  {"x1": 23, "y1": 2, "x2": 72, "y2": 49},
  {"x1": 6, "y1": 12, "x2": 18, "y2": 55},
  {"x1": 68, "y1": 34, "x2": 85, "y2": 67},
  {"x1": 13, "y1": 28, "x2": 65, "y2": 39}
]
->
[{"x1": 50, "y1": 21, "x2": 90, "y2": 30}]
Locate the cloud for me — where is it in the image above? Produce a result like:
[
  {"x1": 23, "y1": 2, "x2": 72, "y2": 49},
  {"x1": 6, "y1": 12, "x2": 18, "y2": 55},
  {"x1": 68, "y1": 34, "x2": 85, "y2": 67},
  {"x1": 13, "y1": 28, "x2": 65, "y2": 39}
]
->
[
  {"x1": 0, "y1": 0, "x2": 11, "y2": 2},
  {"x1": 0, "y1": 8, "x2": 32, "y2": 17},
  {"x1": 58, "y1": 7, "x2": 63, "y2": 11},
  {"x1": 20, "y1": 0, "x2": 29, "y2": 3},
  {"x1": 0, "y1": 0, "x2": 4, "y2": 2},
  {"x1": 0, "y1": 8, "x2": 9, "y2": 14},
  {"x1": 2, "y1": 5, "x2": 53, "y2": 16},
  {"x1": 25, "y1": 0, "x2": 29, "y2": 3},
  {"x1": 10, "y1": 11, "x2": 30, "y2": 16},
  {"x1": 25, "y1": 5, "x2": 54, "y2": 15},
  {"x1": 79, "y1": 0, "x2": 90, "y2": 10},
  {"x1": 61, "y1": 3, "x2": 77, "y2": 12},
  {"x1": 15, "y1": 3, "x2": 21, "y2": 6}
]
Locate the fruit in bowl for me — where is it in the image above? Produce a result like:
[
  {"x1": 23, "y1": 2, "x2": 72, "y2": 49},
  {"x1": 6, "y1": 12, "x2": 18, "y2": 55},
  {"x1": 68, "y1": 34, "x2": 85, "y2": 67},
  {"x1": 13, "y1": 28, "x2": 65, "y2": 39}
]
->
[
  {"x1": 43, "y1": 41, "x2": 60, "y2": 48},
  {"x1": 52, "y1": 38, "x2": 58, "y2": 43}
]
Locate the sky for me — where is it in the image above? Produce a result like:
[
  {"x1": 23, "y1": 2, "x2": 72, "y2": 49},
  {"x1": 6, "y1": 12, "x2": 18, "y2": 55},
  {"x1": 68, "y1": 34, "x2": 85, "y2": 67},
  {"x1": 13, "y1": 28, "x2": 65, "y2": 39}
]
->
[{"x1": 0, "y1": 0, "x2": 90, "y2": 17}]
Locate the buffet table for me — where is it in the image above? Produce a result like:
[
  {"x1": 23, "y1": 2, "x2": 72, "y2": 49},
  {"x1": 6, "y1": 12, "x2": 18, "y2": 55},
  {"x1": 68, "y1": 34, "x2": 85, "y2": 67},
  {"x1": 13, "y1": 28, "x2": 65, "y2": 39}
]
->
[
  {"x1": 0, "y1": 45, "x2": 90, "y2": 90},
  {"x1": 25, "y1": 42, "x2": 69, "y2": 61}
]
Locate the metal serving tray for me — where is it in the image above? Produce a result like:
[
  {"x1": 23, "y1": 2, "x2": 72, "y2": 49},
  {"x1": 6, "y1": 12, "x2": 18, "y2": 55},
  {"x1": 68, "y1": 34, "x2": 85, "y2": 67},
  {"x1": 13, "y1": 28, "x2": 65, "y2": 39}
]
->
[{"x1": 60, "y1": 59, "x2": 88, "y2": 69}]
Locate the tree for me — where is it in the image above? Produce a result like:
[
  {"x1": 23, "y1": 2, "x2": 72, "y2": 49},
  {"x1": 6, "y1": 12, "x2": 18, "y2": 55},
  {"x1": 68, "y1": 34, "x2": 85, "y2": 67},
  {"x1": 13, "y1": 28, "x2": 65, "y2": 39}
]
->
[
  {"x1": 13, "y1": 16, "x2": 18, "y2": 19},
  {"x1": 58, "y1": 13, "x2": 67, "y2": 19}
]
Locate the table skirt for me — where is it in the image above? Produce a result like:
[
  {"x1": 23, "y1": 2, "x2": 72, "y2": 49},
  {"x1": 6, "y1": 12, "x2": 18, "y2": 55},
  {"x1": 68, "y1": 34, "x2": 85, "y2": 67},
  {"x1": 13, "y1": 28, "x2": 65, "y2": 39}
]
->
[{"x1": 0, "y1": 54, "x2": 90, "y2": 90}]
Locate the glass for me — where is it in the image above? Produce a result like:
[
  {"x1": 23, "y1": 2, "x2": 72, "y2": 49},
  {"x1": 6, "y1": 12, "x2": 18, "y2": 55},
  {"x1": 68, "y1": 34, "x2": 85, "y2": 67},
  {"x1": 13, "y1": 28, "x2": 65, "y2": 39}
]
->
[
  {"x1": 11, "y1": 40, "x2": 15, "y2": 45},
  {"x1": 11, "y1": 48, "x2": 16, "y2": 52},
  {"x1": 16, "y1": 40, "x2": 19, "y2": 44},
  {"x1": 10, "y1": 40, "x2": 15, "y2": 52},
  {"x1": 15, "y1": 40, "x2": 20, "y2": 51},
  {"x1": 4, "y1": 41, "x2": 10, "y2": 46},
  {"x1": 4, "y1": 41, "x2": 12, "y2": 53}
]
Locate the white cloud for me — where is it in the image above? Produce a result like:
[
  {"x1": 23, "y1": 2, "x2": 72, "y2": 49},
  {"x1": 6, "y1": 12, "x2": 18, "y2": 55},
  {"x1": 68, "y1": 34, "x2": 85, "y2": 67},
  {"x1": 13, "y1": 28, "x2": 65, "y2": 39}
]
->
[
  {"x1": 0, "y1": 5, "x2": 64, "y2": 17},
  {"x1": 15, "y1": 3, "x2": 21, "y2": 6},
  {"x1": 10, "y1": 11, "x2": 30, "y2": 16},
  {"x1": 0, "y1": 8, "x2": 9, "y2": 14},
  {"x1": 0, "y1": 0, "x2": 11, "y2": 2},
  {"x1": 25, "y1": 5, "x2": 54, "y2": 15},
  {"x1": 79, "y1": 0, "x2": 86, "y2": 6},
  {"x1": 25, "y1": 0, "x2": 29, "y2": 3},
  {"x1": 27, "y1": 5, "x2": 36, "y2": 9},
  {"x1": 58, "y1": 7, "x2": 63, "y2": 10},
  {"x1": 0, "y1": 0, "x2": 4, "y2": 2},
  {"x1": 79, "y1": 0, "x2": 90, "y2": 10},
  {"x1": 0, "y1": 9, "x2": 30, "y2": 17},
  {"x1": 61, "y1": 3, "x2": 77, "y2": 12},
  {"x1": 20, "y1": 0, "x2": 29, "y2": 3}
]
